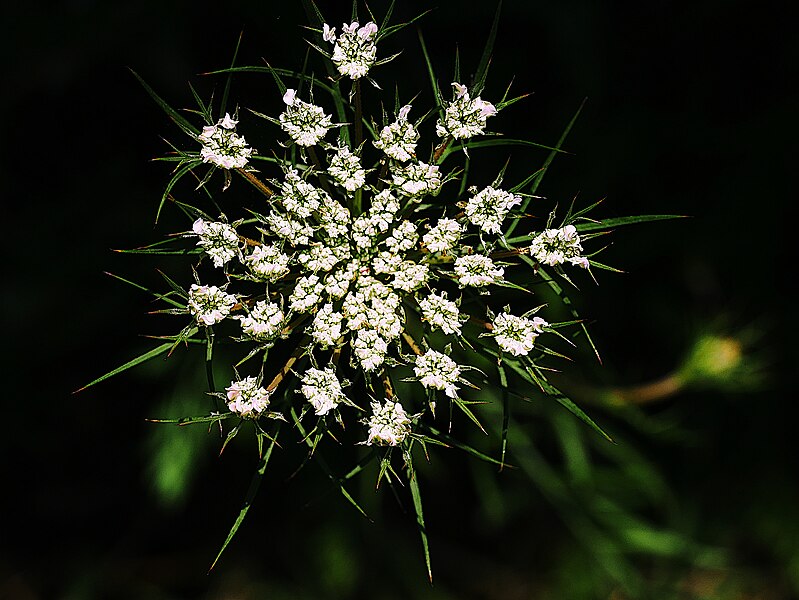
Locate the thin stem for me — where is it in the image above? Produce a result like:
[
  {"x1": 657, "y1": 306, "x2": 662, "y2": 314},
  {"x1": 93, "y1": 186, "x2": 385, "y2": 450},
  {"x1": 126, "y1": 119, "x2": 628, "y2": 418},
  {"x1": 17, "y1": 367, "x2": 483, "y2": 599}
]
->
[
  {"x1": 205, "y1": 328, "x2": 216, "y2": 393},
  {"x1": 266, "y1": 338, "x2": 309, "y2": 393},
  {"x1": 381, "y1": 369, "x2": 395, "y2": 399},
  {"x1": 307, "y1": 147, "x2": 334, "y2": 197},
  {"x1": 354, "y1": 80, "x2": 364, "y2": 148},
  {"x1": 353, "y1": 81, "x2": 364, "y2": 215},
  {"x1": 402, "y1": 331, "x2": 424, "y2": 356},
  {"x1": 549, "y1": 371, "x2": 686, "y2": 407},
  {"x1": 489, "y1": 248, "x2": 527, "y2": 260},
  {"x1": 236, "y1": 168, "x2": 274, "y2": 198},
  {"x1": 469, "y1": 316, "x2": 494, "y2": 331},
  {"x1": 432, "y1": 136, "x2": 452, "y2": 164}
]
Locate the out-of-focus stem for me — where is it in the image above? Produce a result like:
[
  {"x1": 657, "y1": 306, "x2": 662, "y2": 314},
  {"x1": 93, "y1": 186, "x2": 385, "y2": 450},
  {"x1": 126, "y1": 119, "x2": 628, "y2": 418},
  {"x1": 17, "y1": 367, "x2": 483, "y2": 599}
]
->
[
  {"x1": 604, "y1": 373, "x2": 685, "y2": 405},
  {"x1": 549, "y1": 371, "x2": 686, "y2": 407}
]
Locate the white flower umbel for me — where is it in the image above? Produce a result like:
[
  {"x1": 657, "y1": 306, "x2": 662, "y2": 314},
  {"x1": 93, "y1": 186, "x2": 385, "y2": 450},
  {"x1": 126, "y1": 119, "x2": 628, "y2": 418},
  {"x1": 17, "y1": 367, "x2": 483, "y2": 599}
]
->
[
  {"x1": 237, "y1": 300, "x2": 285, "y2": 341},
  {"x1": 454, "y1": 254, "x2": 504, "y2": 288},
  {"x1": 414, "y1": 349, "x2": 461, "y2": 398},
  {"x1": 197, "y1": 113, "x2": 253, "y2": 169},
  {"x1": 423, "y1": 218, "x2": 463, "y2": 253},
  {"x1": 366, "y1": 189, "x2": 400, "y2": 234},
  {"x1": 528, "y1": 224, "x2": 590, "y2": 268},
  {"x1": 391, "y1": 161, "x2": 442, "y2": 197},
  {"x1": 383, "y1": 220, "x2": 419, "y2": 253},
  {"x1": 298, "y1": 243, "x2": 349, "y2": 273},
  {"x1": 279, "y1": 89, "x2": 334, "y2": 147},
  {"x1": 352, "y1": 328, "x2": 388, "y2": 372},
  {"x1": 391, "y1": 261, "x2": 428, "y2": 292},
  {"x1": 226, "y1": 376, "x2": 271, "y2": 418},
  {"x1": 370, "y1": 292, "x2": 404, "y2": 340},
  {"x1": 264, "y1": 211, "x2": 313, "y2": 246},
  {"x1": 418, "y1": 290, "x2": 463, "y2": 336},
  {"x1": 325, "y1": 21, "x2": 378, "y2": 80},
  {"x1": 187, "y1": 284, "x2": 237, "y2": 326},
  {"x1": 351, "y1": 215, "x2": 382, "y2": 251},
  {"x1": 374, "y1": 105, "x2": 418, "y2": 161},
  {"x1": 435, "y1": 82, "x2": 497, "y2": 140},
  {"x1": 289, "y1": 274, "x2": 325, "y2": 313},
  {"x1": 492, "y1": 312, "x2": 549, "y2": 356},
  {"x1": 364, "y1": 399, "x2": 413, "y2": 446},
  {"x1": 300, "y1": 366, "x2": 347, "y2": 416},
  {"x1": 279, "y1": 168, "x2": 325, "y2": 218},
  {"x1": 328, "y1": 144, "x2": 367, "y2": 191},
  {"x1": 311, "y1": 303, "x2": 344, "y2": 349},
  {"x1": 245, "y1": 244, "x2": 291, "y2": 282},
  {"x1": 324, "y1": 260, "x2": 359, "y2": 299},
  {"x1": 372, "y1": 250, "x2": 403, "y2": 275},
  {"x1": 192, "y1": 218, "x2": 240, "y2": 267},
  {"x1": 465, "y1": 186, "x2": 522, "y2": 235},
  {"x1": 317, "y1": 198, "x2": 351, "y2": 239}
]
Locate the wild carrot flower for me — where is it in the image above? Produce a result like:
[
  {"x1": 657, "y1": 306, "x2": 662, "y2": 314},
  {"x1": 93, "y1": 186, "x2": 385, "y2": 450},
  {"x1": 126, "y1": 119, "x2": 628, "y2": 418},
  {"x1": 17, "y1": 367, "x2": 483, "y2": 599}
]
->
[
  {"x1": 324, "y1": 21, "x2": 379, "y2": 79},
  {"x1": 226, "y1": 376, "x2": 271, "y2": 418},
  {"x1": 279, "y1": 89, "x2": 334, "y2": 147},
  {"x1": 300, "y1": 366, "x2": 347, "y2": 416},
  {"x1": 491, "y1": 312, "x2": 549, "y2": 356},
  {"x1": 364, "y1": 400, "x2": 413, "y2": 446},
  {"x1": 528, "y1": 224, "x2": 589, "y2": 268},
  {"x1": 436, "y1": 82, "x2": 497, "y2": 139},
  {"x1": 197, "y1": 113, "x2": 253, "y2": 169},
  {"x1": 187, "y1": 284, "x2": 236, "y2": 326}
]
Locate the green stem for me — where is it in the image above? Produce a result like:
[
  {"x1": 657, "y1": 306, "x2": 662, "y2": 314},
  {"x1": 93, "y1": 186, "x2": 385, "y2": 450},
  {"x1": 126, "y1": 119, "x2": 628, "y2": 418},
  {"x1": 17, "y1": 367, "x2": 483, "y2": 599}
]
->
[
  {"x1": 433, "y1": 136, "x2": 452, "y2": 164},
  {"x1": 307, "y1": 147, "x2": 334, "y2": 197},
  {"x1": 205, "y1": 328, "x2": 218, "y2": 416},
  {"x1": 354, "y1": 80, "x2": 364, "y2": 215}
]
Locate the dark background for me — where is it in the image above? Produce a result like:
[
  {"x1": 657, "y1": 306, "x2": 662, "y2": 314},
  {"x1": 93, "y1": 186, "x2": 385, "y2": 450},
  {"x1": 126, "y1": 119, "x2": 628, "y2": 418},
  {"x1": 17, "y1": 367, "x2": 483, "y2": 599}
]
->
[{"x1": 2, "y1": 1, "x2": 795, "y2": 598}]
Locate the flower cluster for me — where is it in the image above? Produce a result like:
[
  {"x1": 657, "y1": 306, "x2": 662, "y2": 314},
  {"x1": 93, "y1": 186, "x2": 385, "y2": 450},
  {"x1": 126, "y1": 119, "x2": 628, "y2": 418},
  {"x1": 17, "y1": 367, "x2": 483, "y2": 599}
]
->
[
  {"x1": 300, "y1": 366, "x2": 348, "y2": 416},
  {"x1": 137, "y1": 12, "x2": 602, "y2": 462},
  {"x1": 237, "y1": 300, "x2": 285, "y2": 342},
  {"x1": 418, "y1": 291, "x2": 464, "y2": 335},
  {"x1": 197, "y1": 113, "x2": 253, "y2": 169},
  {"x1": 328, "y1": 144, "x2": 367, "y2": 191},
  {"x1": 436, "y1": 82, "x2": 498, "y2": 139},
  {"x1": 323, "y1": 21, "x2": 379, "y2": 79},
  {"x1": 187, "y1": 284, "x2": 236, "y2": 326},
  {"x1": 374, "y1": 105, "x2": 418, "y2": 161},
  {"x1": 226, "y1": 376, "x2": 271, "y2": 418},
  {"x1": 529, "y1": 224, "x2": 589, "y2": 268},
  {"x1": 491, "y1": 312, "x2": 549, "y2": 356},
  {"x1": 279, "y1": 89, "x2": 334, "y2": 146},
  {"x1": 192, "y1": 218, "x2": 239, "y2": 267},
  {"x1": 465, "y1": 186, "x2": 522, "y2": 235},
  {"x1": 414, "y1": 349, "x2": 461, "y2": 398},
  {"x1": 103, "y1": 5, "x2": 663, "y2": 578},
  {"x1": 364, "y1": 400, "x2": 414, "y2": 446}
]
